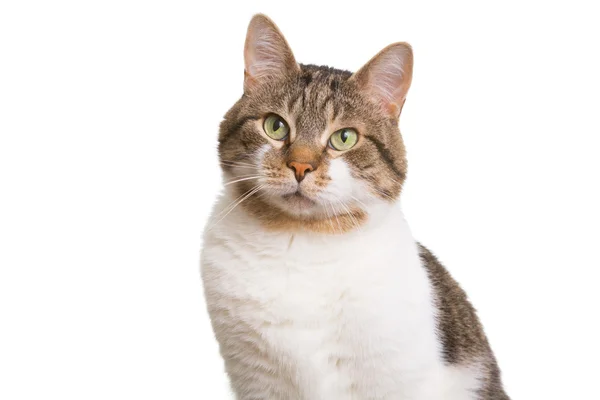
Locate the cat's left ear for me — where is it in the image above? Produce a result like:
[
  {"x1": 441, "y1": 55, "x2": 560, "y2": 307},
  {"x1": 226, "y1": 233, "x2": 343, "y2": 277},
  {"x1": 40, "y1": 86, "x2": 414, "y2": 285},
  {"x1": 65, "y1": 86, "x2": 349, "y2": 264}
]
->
[
  {"x1": 244, "y1": 14, "x2": 300, "y2": 92},
  {"x1": 350, "y1": 43, "x2": 413, "y2": 119}
]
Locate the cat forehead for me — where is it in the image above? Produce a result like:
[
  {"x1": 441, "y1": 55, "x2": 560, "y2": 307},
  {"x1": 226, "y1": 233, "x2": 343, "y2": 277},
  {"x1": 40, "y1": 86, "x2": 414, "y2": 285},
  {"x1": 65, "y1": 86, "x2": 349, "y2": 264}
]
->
[{"x1": 248, "y1": 65, "x2": 375, "y2": 128}]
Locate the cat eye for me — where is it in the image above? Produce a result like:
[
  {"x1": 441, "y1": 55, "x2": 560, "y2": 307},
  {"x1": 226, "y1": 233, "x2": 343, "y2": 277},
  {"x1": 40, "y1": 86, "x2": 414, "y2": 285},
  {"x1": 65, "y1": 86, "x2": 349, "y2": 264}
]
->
[
  {"x1": 263, "y1": 114, "x2": 290, "y2": 141},
  {"x1": 329, "y1": 128, "x2": 358, "y2": 151}
]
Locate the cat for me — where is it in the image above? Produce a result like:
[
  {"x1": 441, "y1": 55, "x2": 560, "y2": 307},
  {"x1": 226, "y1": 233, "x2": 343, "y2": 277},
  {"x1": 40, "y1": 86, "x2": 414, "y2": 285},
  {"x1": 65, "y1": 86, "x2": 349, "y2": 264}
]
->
[{"x1": 201, "y1": 14, "x2": 509, "y2": 400}]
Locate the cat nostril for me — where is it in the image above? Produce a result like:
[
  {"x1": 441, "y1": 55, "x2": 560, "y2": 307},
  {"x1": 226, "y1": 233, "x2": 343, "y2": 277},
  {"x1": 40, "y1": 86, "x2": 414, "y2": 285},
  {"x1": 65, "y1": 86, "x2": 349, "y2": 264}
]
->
[{"x1": 288, "y1": 161, "x2": 315, "y2": 182}]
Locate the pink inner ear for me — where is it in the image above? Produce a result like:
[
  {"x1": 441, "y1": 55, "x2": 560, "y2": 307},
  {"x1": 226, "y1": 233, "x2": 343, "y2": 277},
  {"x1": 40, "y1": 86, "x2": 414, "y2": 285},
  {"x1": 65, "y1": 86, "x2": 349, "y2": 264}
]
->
[
  {"x1": 370, "y1": 55, "x2": 407, "y2": 102},
  {"x1": 246, "y1": 31, "x2": 281, "y2": 77},
  {"x1": 353, "y1": 43, "x2": 413, "y2": 118},
  {"x1": 243, "y1": 15, "x2": 298, "y2": 89}
]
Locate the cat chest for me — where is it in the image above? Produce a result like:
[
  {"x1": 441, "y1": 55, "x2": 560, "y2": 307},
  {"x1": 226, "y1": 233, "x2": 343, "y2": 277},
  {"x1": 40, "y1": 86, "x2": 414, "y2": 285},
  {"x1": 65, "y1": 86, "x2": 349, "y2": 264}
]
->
[
  {"x1": 204, "y1": 233, "x2": 435, "y2": 350},
  {"x1": 202, "y1": 232, "x2": 444, "y2": 398}
]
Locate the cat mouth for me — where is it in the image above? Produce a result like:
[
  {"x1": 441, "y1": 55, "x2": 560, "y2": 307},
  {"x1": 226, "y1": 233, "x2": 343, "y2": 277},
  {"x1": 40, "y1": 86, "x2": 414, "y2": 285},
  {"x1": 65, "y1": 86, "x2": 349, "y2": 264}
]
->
[{"x1": 281, "y1": 191, "x2": 316, "y2": 208}]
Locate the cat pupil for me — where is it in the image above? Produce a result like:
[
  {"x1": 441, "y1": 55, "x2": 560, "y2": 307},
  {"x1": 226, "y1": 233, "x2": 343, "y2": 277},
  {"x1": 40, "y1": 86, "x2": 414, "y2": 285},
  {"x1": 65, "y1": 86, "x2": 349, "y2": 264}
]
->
[
  {"x1": 341, "y1": 130, "x2": 348, "y2": 142},
  {"x1": 273, "y1": 120, "x2": 282, "y2": 131}
]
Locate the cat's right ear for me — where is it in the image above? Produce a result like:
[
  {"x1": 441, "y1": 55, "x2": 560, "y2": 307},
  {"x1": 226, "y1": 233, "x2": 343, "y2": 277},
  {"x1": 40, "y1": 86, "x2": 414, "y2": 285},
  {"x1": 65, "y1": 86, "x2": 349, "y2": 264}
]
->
[{"x1": 244, "y1": 14, "x2": 299, "y2": 92}]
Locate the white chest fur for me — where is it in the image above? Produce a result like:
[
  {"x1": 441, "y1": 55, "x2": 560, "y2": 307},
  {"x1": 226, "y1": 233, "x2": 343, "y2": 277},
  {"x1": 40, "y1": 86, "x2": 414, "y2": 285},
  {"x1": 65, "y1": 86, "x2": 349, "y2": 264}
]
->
[{"x1": 202, "y1": 195, "x2": 480, "y2": 399}]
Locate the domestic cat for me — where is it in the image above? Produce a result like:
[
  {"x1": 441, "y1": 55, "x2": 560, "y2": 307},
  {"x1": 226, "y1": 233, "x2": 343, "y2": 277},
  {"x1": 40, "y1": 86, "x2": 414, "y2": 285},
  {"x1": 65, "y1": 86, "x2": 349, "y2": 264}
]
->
[{"x1": 201, "y1": 14, "x2": 509, "y2": 400}]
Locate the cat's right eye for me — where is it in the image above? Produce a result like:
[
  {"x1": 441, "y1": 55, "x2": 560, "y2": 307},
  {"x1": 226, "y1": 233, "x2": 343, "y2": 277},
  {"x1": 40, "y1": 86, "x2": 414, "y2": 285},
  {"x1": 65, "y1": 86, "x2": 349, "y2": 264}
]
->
[{"x1": 263, "y1": 114, "x2": 290, "y2": 141}]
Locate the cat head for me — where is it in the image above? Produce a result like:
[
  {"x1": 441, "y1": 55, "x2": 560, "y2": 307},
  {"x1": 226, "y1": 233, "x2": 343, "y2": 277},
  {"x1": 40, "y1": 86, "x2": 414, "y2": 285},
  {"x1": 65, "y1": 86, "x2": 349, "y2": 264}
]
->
[{"x1": 218, "y1": 14, "x2": 413, "y2": 233}]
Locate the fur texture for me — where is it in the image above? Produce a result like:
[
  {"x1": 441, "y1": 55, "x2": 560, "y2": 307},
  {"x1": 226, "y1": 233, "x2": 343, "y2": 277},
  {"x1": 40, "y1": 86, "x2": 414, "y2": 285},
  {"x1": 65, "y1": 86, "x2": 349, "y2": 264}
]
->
[{"x1": 201, "y1": 14, "x2": 509, "y2": 399}]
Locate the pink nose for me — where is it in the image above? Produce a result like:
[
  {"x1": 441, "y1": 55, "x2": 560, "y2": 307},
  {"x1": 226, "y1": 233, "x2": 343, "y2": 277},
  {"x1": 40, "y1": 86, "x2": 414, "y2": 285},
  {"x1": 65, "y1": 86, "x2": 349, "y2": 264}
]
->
[{"x1": 287, "y1": 161, "x2": 315, "y2": 182}]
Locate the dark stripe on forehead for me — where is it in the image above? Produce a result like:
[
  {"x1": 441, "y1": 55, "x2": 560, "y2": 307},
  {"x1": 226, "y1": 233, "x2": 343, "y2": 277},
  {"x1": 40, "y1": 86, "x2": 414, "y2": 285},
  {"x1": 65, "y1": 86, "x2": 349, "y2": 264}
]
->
[
  {"x1": 301, "y1": 74, "x2": 313, "y2": 86},
  {"x1": 299, "y1": 72, "x2": 313, "y2": 111},
  {"x1": 331, "y1": 97, "x2": 341, "y2": 121},
  {"x1": 308, "y1": 83, "x2": 322, "y2": 110},
  {"x1": 287, "y1": 91, "x2": 302, "y2": 111},
  {"x1": 320, "y1": 93, "x2": 334, "y2": 113},
  {"x1": 330, "y1": 79, "x2": 340, "y2": 91},
  {"x1": 329, "y1": 78, "x2": 344, "y2": 119},
  {"x1": 301, "y1": 89, "x2": 306, "y2": 109},
  {"x1": 364, "y1": 135, "x2": 406, "y2": 179}
]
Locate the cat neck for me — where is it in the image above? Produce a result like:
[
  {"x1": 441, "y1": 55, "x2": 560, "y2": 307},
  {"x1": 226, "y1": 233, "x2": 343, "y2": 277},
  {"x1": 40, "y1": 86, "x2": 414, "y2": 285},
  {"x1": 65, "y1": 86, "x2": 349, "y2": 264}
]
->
[
  {"x1": 208, "y1": 190, "x2": 408, "y2": 241},
  {"x1": 204, "y1": 191, "x2": 417, "y2": 271},
  {"x1": 216, "y1": 183, "x2": 404, "y2": 235}
]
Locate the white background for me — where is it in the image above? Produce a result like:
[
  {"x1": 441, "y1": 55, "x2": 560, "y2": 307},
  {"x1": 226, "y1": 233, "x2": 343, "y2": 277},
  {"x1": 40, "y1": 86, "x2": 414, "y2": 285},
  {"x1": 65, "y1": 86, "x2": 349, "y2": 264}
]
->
[{"x1": 1, "y1": 1, "x2": 599, "y2": 399}]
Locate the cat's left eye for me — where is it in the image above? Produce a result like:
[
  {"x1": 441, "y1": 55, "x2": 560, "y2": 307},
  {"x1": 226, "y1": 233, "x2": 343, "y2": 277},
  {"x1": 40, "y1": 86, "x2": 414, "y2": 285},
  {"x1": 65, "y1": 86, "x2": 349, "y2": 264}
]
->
[{"x1": 329, "y1": 128, "x2": 358, "y2": 151}]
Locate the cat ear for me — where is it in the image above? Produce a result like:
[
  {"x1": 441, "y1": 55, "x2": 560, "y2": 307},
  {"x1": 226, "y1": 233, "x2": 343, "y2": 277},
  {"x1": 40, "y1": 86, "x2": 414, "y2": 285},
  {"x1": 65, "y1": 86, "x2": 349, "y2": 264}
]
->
[
  {"x1": 351, "y1": 43, "x2": 413, "y2": 118},
  {"x1": 244, "y1": 14, "x2": 299, "y2": 91}
]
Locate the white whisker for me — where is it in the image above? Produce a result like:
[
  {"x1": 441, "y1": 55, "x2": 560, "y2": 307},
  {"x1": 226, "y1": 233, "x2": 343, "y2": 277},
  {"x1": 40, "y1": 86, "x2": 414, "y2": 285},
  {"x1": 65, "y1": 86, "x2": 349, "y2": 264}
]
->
[
  {"x1": 224, "y1": 176, "x2": 262, "y2": 186},
  {"x1": 330, "y1": 193, "x2": 361, "y2": 232},
  {"x1": 208, "y1": 185, "x2": 264, "y2": 231},
  {"x1": 213, "y1": 184, "x2": 259, "y2": 221},
  {"x1": 328, "y1": 200, "x2": 343, "y2": 234},
  {"x1": 349, "y1": 194, "x2": 368, "y2": 210},
  {"x1": 323, "y1": 201, "x2": 337, "y2": 234},
  {"x1": 220, "y1": 160, "x2": 258, "y2": 168}
]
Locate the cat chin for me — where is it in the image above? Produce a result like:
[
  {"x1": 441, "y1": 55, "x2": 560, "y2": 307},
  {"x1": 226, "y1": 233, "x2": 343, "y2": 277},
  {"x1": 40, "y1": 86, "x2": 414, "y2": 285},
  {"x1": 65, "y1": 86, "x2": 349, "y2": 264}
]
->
[
  {"x1": 258, "y1": 191, "x2": 339, "y2": 220},
  {"x1": 268, "y1": 194, "x2": 322, "y2": 218},
  {"x1": 281, "y1": 192, "x2": 316, "y2": 209}
]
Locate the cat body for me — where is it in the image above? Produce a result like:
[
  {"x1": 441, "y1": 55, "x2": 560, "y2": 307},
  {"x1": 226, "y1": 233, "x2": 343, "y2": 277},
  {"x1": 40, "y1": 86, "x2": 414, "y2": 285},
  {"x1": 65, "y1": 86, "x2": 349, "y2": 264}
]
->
[
  {"x1": 201, "y1": 14, "x2": 508, "y2": 400},
  {"x1": 203, "y1": 195, "x2": 487, "y2": 399}
]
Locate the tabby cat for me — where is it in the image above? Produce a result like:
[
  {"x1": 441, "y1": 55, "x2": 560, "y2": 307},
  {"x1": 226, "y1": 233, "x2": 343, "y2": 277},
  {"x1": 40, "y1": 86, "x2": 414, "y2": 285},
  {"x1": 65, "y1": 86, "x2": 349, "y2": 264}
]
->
[{"x1": 201, "y1": 14, "x2": 509, "y2": 400}]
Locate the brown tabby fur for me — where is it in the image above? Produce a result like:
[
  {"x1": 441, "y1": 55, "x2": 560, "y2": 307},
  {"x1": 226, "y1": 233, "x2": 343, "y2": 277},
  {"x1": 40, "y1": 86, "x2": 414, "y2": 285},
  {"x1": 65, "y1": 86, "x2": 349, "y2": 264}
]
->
[
  {"x1": 216, "y1": 14, "x2": 509, "y2": 399},
  {"x1": 419, "y1": 245, "x2": 510, "y2": 399}
]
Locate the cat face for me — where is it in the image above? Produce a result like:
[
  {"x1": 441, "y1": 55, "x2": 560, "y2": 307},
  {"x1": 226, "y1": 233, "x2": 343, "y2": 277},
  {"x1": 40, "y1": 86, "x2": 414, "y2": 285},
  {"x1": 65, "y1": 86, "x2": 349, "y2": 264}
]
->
[{"x1": 218, "y1": 15, "x2": 413, "y2": 233}]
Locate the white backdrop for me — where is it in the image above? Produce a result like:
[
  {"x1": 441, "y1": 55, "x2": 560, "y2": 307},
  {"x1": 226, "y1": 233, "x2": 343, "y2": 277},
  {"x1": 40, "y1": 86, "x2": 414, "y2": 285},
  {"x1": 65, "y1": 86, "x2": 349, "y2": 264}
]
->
[{"x1": 1, "y1": 1, "x2": 599, "y2": 399}]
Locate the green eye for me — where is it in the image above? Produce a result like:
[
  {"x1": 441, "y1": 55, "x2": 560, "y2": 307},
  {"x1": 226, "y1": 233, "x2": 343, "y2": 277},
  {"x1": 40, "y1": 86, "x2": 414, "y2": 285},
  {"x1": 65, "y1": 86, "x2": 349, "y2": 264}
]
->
[
  {"x1": 263, "y1": 114, "x2": 290, "y2": 140},
  {"x1": 329, "y1": 128, "x2": 358, "y2": 151}
]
